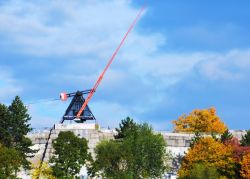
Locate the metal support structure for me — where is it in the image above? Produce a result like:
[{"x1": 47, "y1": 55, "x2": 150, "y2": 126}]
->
[{"x1": 60, "y1": 90, "x2": 96, "y2": 123}]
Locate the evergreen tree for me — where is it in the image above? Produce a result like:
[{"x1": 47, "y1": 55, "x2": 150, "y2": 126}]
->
[
  {"x1": 220, "y1": 129, "x2": 233, "y2": 143},
  {"x1": 0, "y1": 104, "x2": 12, "y2": 147},
  {"x1": 0, "y1": 96, "x2": 35, "y2": 169},
  {"x1": 241, "y1": 130, "x2": 250, "y2": 146},
  {"x1": 114, "y1": 117, "x2": 137, "y2": 139}
]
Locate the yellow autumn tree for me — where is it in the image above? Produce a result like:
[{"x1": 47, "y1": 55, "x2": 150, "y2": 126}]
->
[
  {"x1": 241, "y1": 152, "x2": 250, "y2": 178},
  {"x1": 178, "y1": 137, "x2": 235, "y2": 178},
  {"x1": 31, "y1": 161, "x2": 55, "y2": 179},
  {"x1": 173, "y1": 107, "x2": 227, "y2": 134}
]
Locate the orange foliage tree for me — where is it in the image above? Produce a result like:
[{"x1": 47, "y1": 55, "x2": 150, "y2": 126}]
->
[
  {"x1": 241, "y1": 152, "x2": 250, "y2": 178},
  {"x1": 178, "y1": 137, "x2": 235, "y2": 178},
  {"x1": 173, "y1": 107, "x2": 227, "y2": 134}
]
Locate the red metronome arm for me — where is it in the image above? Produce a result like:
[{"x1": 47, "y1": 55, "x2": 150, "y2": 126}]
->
[{"x1": 76, "y1": 5, "x2": 145, "y2": 118}]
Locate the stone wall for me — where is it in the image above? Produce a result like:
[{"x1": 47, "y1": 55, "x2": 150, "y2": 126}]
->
[
  {"x1": 28, "y1": 124, "x2": 246, "y2": 163},
  {"x1": 28, "y1": 124, "x2": 115, "y2": 163},
  {"x1": 25, "y1": 124, "x2": 246, "y2": 178}
]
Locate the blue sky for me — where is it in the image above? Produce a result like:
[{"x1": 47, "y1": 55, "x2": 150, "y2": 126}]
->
[{"x1": 0, "y1": 0, "x2": 249, "y2": 130}]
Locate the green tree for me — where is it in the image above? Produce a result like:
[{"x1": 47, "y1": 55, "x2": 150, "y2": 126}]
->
[
  {"x1": 88, "y1": 140, "x2": 129, "y2": 178},
  {"x1": 91, "y1": 120, "x2": 169, "y2": 178},
  {"x1": 114, "y1": 117, "x2": 137, "y2": 139},
  {"x1": 0, "y1": 104, "x2": 12, "y2": 147},
  {"x1": 0, "y1": 145, "x2": 22, "y2": 178},
  {"x1": 50, "y1": 131, "x2": 89, "y2": 178},
  {"x1": 124, "y1": 123, "x2": 168, "y2": 178},
  {"x1": 241, "y1": 130, "x2": 250, "y2": 146},
  {"x1": 0, "y1": 96, "x2": 35, "y2": 170},
  {"x1": 180, "y1": 163, "x2": 220, "y2": 179},
  {"x1": 220, "y1": 129, "x2": 233, "y2": 143}
]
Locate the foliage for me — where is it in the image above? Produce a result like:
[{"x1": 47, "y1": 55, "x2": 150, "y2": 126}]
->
[
  {"x1": 172, "y1": 107, "x2": 227, "y2": 134},
  {"x1": 241, "y1": 130, "x2": 250, "y2": 146},
  {"x1": 178, "y1": 137, "x2": 235, "y2": 178},
  {"x1": 220, "y1": 129, "x2": 233, "y2": 143},
  {"x1": 225, "y1": 138, "x2": 250, "y2": 162},
  {"x1": 90, "y1": 121, "x2": 169, "y2": 178},
  {"x1": 179, "y1": 163, "x2": 220, "y2": 179},
  {"x1": 49, "y1": 131, "x2": 89, "y2": 178},
  {"x1": 124, "y1": 123, "x2": 169, "y2": 178},
  {"x1": 32, "y1": 161, "x2": 55, "y2": 179},
  {"x1": 0, "y1": 96, "x2": 35, "y2": 170},
  {"x1": 224, "y1": 137, "x2": 250, "y2": 178},
  {"x1": 114, "y1": 117, "x2": 137, "y2": 139},
  {"x1": 0, "y1": 145, "x2": 22, "y2": 178},
  {"x1": 190, "y1": 132, "x2": 203, "y2": 148},
  {"x1": 240, "y1": 152, "x2": 250, "y2": 178},
  {"x1": 0, "y1": 104, "x2": 12, "y2": 147},
  {"x1": 88, "y1": 140, "x2": 128, "y2": 178}
]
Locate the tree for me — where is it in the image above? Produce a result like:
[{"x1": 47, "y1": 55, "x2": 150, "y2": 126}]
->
[
  {"x1": 241, "y1": 130, "x2": 250, "y2": 146},
  {"x1": 32, "y1": 161, "x2": 55, "y2": 179},
  {"x1": 0, "y1": 145, "x2": 22, "y2": 178},
  {"x1": 114, "y1": 117, "x2": 137, "y2": 139},
  {"x1": 240, "y1": 152, "x2": 250, "y2": 178},
  {"x1": 178, "y1": 137, "x2": 235, "y2": 178},
  {"x1": 88, "y1": 140, "x2": 128, "y2": 178},
  {"x1": 225, "y1": 138, "x2": 250, "y2": 163},
  {"x1": 224, "y1": 138, "x2": 250, "y2": 178},
  {"x1": 220, "y1": 129, "x2": 233, "y2": 143},
  {"x1": 0, "y1": 104, "x2": 12, "y2": 147},
  {"x1": 90, "y1": 121, "x2": 170, "y2": 178},
  {"x1": 180, "y1": 163, "x2": 220, "y2": 179},
  {"x1": 124, "y1": 123, "x2": 169, "y2": 178},
  {"x1": 0, "y1": 96, "x2": 35, "y2": 170},
  {"x1": 172, "y1": 107, "x2": 227, "y2": 134},
  {"x1": 50, "y1": 131, "x2": 89, "y2": 178}
]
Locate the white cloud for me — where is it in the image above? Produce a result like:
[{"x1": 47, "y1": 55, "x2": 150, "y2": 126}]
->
[
  {"x1": 198, "y1": 49, "x2": 250, "y2": 80},
  {"x1": 0, "y1": 0, "x2": 141, "y2": 56},
  {"x1": 0, "y1": 0, "x2": 204, "y2": 89}
]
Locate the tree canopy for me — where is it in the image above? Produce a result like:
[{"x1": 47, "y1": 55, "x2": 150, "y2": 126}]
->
[
  {"x1": 89, "y1": 118, "x2": 169, "y2": 178},
  {"x1": 240, "y1": 152, "x2": 250, "y2": 178},
  {"x1": 172, "y1": 107, "x2": 227, "y2": 134},
  {"x1": 49, "y1": 131, "x2": 89, "y2": 178},
  {"x1": 178, "y1": 137, "x2": 235, "y2": 178},
  {"x1": 241, "y1": 130, "x2": 250, "y2": 146},
  {"x1": 181, "y1": 163, "x2": 220, "y2": 179},
  {"x1": 0, "y1": 144, "x2": 22, "y2": 178},
  {"x1": 89, "y1": 140, "x2": 128, "y2": 178}
]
